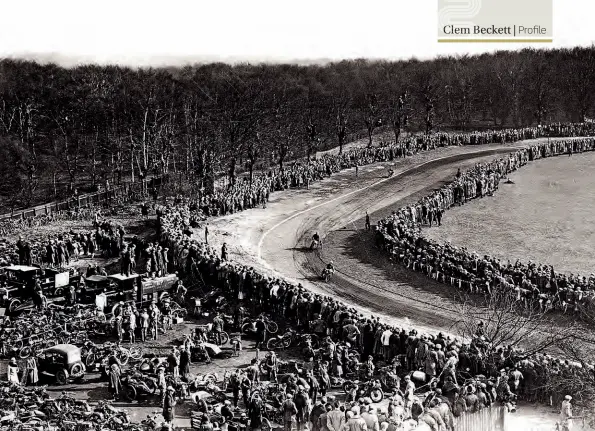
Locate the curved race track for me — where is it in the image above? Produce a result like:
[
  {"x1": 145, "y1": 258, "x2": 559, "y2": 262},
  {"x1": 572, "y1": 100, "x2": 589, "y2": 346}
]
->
[
  {"x1": 210, "y1": 143, "x2": 520, "y2": 332},
  {"x1": 205, "y1": 139, "x2": 586, "y2": 429},
  {"x1": 208, "y1": 139, "x2": 593, "y2": 338}
]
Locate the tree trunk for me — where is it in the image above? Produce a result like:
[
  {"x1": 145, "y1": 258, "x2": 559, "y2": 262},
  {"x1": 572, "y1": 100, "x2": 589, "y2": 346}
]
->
[
  {"x1": 393, "y1": 125, "x2": 401, "y2": 145},
  {"x1": 228, "y1": 157, "x2": 237, "y2": 187},
  {"x1": 249, "y1": 161, "x2": 254, "y2": 186},
  {"x1": 367, "y1": 128, "x2": 374, "y2": 148}
]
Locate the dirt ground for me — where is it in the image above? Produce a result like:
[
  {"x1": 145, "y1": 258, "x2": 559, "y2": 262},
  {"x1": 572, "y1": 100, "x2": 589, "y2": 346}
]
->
[{"x1": 205, "y1": 142, "x2": 527, "y2": 333}]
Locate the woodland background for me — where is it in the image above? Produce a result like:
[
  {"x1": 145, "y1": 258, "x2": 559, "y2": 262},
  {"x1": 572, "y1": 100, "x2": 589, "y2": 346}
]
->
[{"x1": 1, "y1": 47, "x2": 594, "y2": 211}]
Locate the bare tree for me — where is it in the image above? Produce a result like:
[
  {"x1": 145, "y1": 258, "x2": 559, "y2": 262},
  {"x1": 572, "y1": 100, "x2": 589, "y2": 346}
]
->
[{"x1": 453, "y1": 289, "x2": 576, "y2": 364}]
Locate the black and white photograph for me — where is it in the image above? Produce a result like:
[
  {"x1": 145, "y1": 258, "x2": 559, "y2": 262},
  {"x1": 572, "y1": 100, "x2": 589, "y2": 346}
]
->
[{"x1": 0, "y1": 0, "x2": 593, "y2": 430}]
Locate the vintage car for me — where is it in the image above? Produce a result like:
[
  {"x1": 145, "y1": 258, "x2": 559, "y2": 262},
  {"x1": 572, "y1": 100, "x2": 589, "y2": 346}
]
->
[
  {"x1": 82, "y1": 272, "x2": 178, "y2": 310},
  {"x1": 37, "y1": 344, "x2": 86, "y2": 385},
  {"x1": 0, "y1": 265, "x2": 79, "y2": 313}
]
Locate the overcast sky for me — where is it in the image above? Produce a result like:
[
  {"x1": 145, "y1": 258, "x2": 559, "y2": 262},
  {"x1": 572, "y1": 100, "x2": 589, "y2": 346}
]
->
[{"x1": 0, "y1": 0, "x2": 593, "y2": 67}]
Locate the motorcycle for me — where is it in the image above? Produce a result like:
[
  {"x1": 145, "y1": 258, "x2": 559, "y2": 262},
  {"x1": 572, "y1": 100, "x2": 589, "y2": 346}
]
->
[
  {"x1": 121, "y1": 372, "x2": 158, "y2": 401},
  {"x1": 343, "y1": 379, "x2": 384, "y2": 403},
  {"x1": 266, "y1": 330, "x2": 296, "y2": 350},
  {"x1": 321, "y1": 268, "x2": 333, "y2": 282}
]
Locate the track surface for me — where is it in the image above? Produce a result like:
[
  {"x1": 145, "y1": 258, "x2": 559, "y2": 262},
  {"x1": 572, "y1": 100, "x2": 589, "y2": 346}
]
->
[
  {"x1": 208, "y1": 143, "x2": 523, "y2": 332},
  {"x1": 207, "y1": 138, "x2": 594, "y2": 342}
]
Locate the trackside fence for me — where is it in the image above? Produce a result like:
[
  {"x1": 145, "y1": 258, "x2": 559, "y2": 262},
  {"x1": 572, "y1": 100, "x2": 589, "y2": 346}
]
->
[
  {"x1": 0, "y1": 177, "x2": 165, "y2": 221},
  {"x1": 455, "y1": 406, "x2": 507, "y2": 431}
]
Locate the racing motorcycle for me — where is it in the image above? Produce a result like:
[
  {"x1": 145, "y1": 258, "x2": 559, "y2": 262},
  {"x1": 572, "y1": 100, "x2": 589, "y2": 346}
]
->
[{"x1": 321, "y1": 268, "x2": 333, "y2": 282}]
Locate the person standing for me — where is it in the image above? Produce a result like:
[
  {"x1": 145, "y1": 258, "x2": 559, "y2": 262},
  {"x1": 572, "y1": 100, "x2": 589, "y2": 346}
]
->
[
  {"x1": 229, "y1": 371, "x2": 241, "y2": 408},
  {"x1": 345, "y1": 406, "x2": 367, "y2": 431},
  {"x1": 248, "y1": 393, "x2": 264, "y2": 431},
  {"x1": 559, "y1": 395, "x2": 573, "y2": 431},
  {"x1": 163, "y1": 386, "x2": 176, "y2": 425},
  {"x1": 255, "y1": 316, "x2": 267, "y2": 350},
  {"x1": 108, "y1": 362, "x2": 122, "y2": 400},
  {"x1": 212, "y1": 313, "x2": 225, "y2": 346},
  {"x1": 140, "y1": 309, "x2": 149, "y2": 342},
  {"x1": 26, "y1": 356, "x2": 38, "y2": 386},
  {"x1": 294, "y1": 385, "x2": 310, "y2": 431},
  {"x1": 128, "y1": 311, "x2": 137, "y2": 344},
  {"x1": 205, "y1": 224, "x2": 209, "y2": 244},
  {"x1": 168, "y1": 348, "x2": 180, "y2": 379},
  {"x1": 326, "y1": 402, "x2": 345, "y2": 431},
  {"x1": 307, "y1": 370, "x2": 320, "y2": 405},
  {"x1": 282, "y1": 392, "x2": 298, "y2": 431},
  {"x1": 7, "y1": 358, "x2": 19, "y2": 385},
  {"x1": 115, "y1": 315, "x2": 123, "y2": 343},
  {"x1": 179, "y1": 346, "x2": 191, "y2": 381},
  {"x1": 365, "y1": 212, "x2": 371, "y2": 230}
]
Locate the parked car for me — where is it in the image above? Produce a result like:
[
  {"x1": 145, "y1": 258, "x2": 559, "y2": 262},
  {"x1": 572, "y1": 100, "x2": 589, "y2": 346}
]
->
[{"x1": 37, "y1": 344, "x2": 86, "y2": 385}]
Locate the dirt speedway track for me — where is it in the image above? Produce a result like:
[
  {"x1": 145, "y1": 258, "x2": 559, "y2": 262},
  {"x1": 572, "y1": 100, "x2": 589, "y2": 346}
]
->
[{"x1": 208, "y1": 139, "x2": 595, "y2": 343}]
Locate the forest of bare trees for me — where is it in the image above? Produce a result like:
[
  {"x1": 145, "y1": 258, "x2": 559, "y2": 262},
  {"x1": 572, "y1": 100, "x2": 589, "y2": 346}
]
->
[{"x1": 1, "y1": 46, "x2": 594, "y2": 210}]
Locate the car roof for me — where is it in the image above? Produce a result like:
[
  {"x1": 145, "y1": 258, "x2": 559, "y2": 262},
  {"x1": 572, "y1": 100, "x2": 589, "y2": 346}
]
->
[
  {"x1": 108, "y1": 274, "x2": 139, "y2": 281},
  {"x1": 86, "y1": 275, "x2": 109, "y2": 283},
  {"x1": 5, "y1": 265, "x2": 39, "y2": 272},
  {"x1": 45, "y1": 344, "x2": 80, "y2": 355}
]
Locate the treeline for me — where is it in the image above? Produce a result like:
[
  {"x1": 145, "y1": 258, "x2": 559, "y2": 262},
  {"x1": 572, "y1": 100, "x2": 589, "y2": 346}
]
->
[{"x1": 1, "y1": 46, "x2": 594, "y2": 210}]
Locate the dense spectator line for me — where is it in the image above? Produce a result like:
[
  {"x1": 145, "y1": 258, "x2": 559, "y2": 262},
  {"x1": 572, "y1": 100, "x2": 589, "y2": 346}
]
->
[
  {"x1": 193, "y1": 123, "x2": 595, "y2": 217},
  {"x1": 375, "y1": 138, "x2": 595, "y2": 315},
  {"x1": 156, "y1": 197, "x2": 592, "y2": 421}
]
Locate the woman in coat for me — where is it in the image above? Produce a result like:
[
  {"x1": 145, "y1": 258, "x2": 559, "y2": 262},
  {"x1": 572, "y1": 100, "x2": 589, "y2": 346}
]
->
[
  {"x1": 163, "y1": 386, "x2": 176, "y2": 424},
  {"x1": 7, "y1": 358, "x2": 19, "y2": 385},
  {"x1": 26, "y1": 357, "x2": 38, "y2": 386},
  {"x1": 179, "y1": 347, "x2": 191, "y2": 380}
]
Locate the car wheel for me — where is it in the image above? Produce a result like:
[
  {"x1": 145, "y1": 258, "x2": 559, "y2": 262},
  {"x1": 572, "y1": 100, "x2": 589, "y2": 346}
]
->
[
  {"x1": 19, "y1": 346, "x2": 32, "y2": 359},
  {"x1": 56, "y1": 369, "x2": 68, "y2": 385},
  {"x1": 85, "y1": 353, "x2": 96, "y2": 368},
  {"x1": 71, "y1": 363, "x2": 83, "y2": 376},
  {"x1": 370, "y1": 388, "x2": 384, "y2": 403}
]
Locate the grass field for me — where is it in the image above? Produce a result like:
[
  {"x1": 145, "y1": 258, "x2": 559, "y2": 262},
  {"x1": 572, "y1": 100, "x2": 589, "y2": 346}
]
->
[{"x1": 424, "y1": 151, "x2": 595, "y2": 276}]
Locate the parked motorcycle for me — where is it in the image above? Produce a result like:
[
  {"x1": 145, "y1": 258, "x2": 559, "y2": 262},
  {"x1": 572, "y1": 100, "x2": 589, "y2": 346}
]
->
[
  {"x1": 121, "y1": 371, "x2": 158, "y2": 401},
  {"x1": 343, "y1": 379, "x2": 384, "y2": 403}
]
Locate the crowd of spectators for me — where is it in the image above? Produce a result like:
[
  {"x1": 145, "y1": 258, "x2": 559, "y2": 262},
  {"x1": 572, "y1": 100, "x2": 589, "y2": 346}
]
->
[
  {"x1": 156, "y1": 195, "x2": 593, "y2": 422},
  {"x1": 375, "y1": 138, "x2": 595, "y2": 315},
  {"x1": 192, "y1": 123, "x2": 595, "y2": 217}
]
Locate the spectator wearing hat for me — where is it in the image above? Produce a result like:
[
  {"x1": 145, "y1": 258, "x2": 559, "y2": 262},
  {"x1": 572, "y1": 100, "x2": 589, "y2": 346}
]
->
[
  {"x1": 346, "y1": 406, "x2": 367, "y2": 431},
  {"x1": 163, "y1": 386, "x2": 176, "y2": 424},
  {"x1": 282, "y1": 392, "x2": 298, "y2": 431},
  {"x1": 559, "y1": 395, "x2": 573, "y2": 431},
  {"x1": 25, "y1": 356, "x2": 38, "y2": 386},
  {"x1": 294, "y1": 385, "x2": 310, "y2": 431},
  {"x1": 310, "y1": 396, "x2": 327, "y2": 431},
  {"x1": 167, "y1": 347, "x2": 180, "y2": 379},
  {"x1": 361, "y1": 405, "x2": 380, "y2": 431}
]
